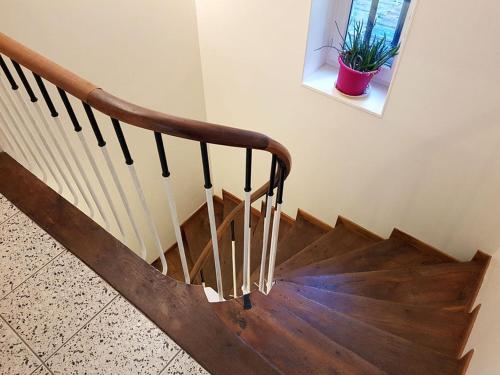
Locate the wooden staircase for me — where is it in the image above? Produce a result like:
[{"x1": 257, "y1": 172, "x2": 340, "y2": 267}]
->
[
  {"x1": 0, "y1": 32, "x2": 491, "y2": 375},
  {"x1": 151, "y1": 188, "x2": 490, "y2": 375}
]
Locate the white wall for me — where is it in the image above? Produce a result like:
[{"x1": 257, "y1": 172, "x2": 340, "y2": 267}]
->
[
  {"x1": 0, "y1": 0, "x2": 207, "y2": 262},
  {"x1": 195, "y1": 0, "x2": 500, "y2": 261},
  {"x1": 195, "y1": 1, "x2": 500, "y2": 373}
]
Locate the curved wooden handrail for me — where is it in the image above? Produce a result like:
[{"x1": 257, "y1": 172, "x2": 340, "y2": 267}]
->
[
  {"x1": 0, "y1": 32, "x2": 291, "y2": 174},
  {"x1": 0, "y1": 31, "x2": 291, "y2": 284}
]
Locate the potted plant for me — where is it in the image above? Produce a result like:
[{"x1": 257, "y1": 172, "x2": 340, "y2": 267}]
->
[{"x1": 320, "y1": 21, "x2": 401, "y2": 96}]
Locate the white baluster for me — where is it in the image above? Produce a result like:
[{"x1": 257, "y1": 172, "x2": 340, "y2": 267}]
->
[
  {"x1": 266, "y1": 203, "x2": 282, "y2": 294},
  {"x1": 162, "y1": 176, "x2": 190, "y2": 283},
  {"x1": 32, "y1": 102, "x2": 78, "y2": 204},
  {"x1": 0, "y1": 107, "x2": 30, "y2": 168},
  {"x1": 231, "y1": 228, "x2": 238, "y2": 298},
  {"x1": 10, "y1": 89, "x2": 63, "y2": 193},
  {"x1": 242, "y1": 190, "x2": 252, "y2": 294},
  {"x1": 76, "y1": 131, "x2": 111, "y2": 230},
  {"x1": 0, "y1": 82, "x2": 44, "y2": 177},
  {"x1": 128, "y1": 163, "x2": 166, "y2": 270},
  {"x1": 0, "y1": 117, "x2": 15, "y2": 153},
  {"x1": 52, "y1": 117, "x2": 95, "y2": 218},
  {"x1": 101, "y1": 146, "x2": 146, "y2": 254},
  {"x1": 205, "y1": 187, "x2": 224, "y2": 301},
  {"x1": 259, "y1": 195, "x2": 274, "y2": 292}
]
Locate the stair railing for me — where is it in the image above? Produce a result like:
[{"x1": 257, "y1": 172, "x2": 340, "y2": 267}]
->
[{"x1": 0, "y1": 32, "x2": 291, "y2": 301}]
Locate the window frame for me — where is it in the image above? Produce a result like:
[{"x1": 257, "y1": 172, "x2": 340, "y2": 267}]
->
[{"x1": 325, "y1": 0, "x2": 412, "y2": 87}]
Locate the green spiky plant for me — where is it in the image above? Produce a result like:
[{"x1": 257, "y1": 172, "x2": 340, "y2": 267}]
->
[{"x1": 319, "y1": 20, "x2": 400, "y2": 72}]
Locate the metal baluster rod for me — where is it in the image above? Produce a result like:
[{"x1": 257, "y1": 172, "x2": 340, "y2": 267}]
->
[
  {"x1": 112, "y1": 118, "x2": 167, "y2": 271},
  {"x1": 83, "y1": 104, "x2": 126, "y2": 239},
  {"x1": 242, "y1": 148, "x2": 252, "y2": 294},
  {"x1": 32, "y1": 74, "x2": 78, "y2": 204},
  {"x1": 10, "y1": 60, "x2": 63, "y2": 193},
  {"x1": 155, "y1": 132, "x2": 190, "y2": 283},
  {"x1": 258, "y1": 155, "x2": 277, "y2": 292},
  {"x1": 0, "y1": 57, "x2": 33, "y2": 170},
  {"x1": 266, "y1": 164, "x2": 285, "y2": 294},
  {"x1": 0, "y1": 112, "x2": 16, "y2": 155},
  {"x1": 0, "y1": 74, "x2": 51, "y2": 183},
  {"x1": 58, "y1": 89, "x2": 115, "y2": 223},
  {"x1": 200, "y1": 142, "x2": 224, "y2": 301},
  {"x1": 231, "y1": 221, "x2": 238, "y2": 298}
]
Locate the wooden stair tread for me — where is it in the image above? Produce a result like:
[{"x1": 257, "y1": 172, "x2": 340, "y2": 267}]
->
[
  {"x1": 275, "y1": 218, "x2": 381, "y2": 278},
  {"x1": 273, "y1": 209, "x2": 331, "y2": 267},
  {"x1": 284, "y1": 259, "x2": 486, "y2": 308},
  {"x1": 0, "y1": 153, "x2": 278, "y2": 375},
  {"x1": 268, "y1": 285, "x2": 471, "y2": 375},
  {"x1": 283, "y1": 237, "x2": 448, "y2": 279},
  {"x1": 214, "y1": 295, "x2": 388, "y2": 375},
  {"x1": 276, "y1": 281, "x2": 479, "y2": 357}
]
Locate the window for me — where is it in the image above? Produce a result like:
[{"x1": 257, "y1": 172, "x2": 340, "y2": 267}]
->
[
  {"x1": 346, "y1": 0, "x2": 411, "y2": 68},
  {"x1": 302, "y1": 0, "x2": 416, "y2": 116}
]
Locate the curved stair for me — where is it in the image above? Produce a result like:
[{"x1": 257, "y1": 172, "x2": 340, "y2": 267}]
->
[
  {"x1": 153, "y1": 188, "x2": 489, "y2": 375},
  {"x1": 1, "y1": 154, "x2": 489, "y2": 375}
]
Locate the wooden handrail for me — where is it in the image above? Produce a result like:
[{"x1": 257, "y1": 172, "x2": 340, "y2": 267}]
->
[
  {"x1": 0, "y1": 32, "x2": 291, "y2": 174},
  {"x1": 0, "y1": 31, "x2": 291, "y2": 285}
]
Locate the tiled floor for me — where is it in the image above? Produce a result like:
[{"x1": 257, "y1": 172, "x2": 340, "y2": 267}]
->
[{"x1": 0, "y1": 194, "x2": 209, "y2": 375}]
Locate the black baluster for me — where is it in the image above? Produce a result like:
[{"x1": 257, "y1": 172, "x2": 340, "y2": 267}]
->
[
  {"x1": 33, "y1": 74, "x2": 58, "y2": 117},
  {"x1": 276, "y1": 162, "x2": 285, "y2": 205},
  {"x1": 11, "y1": 60, "x2": 37, "y2": 102},
  {"x1": 83, "y1": 102, "x2": 106, "y2": 147},
  {"x1": 58, "y1": 88, "x2": 82, "y2": 132},
  {"x1": 245, "y1": 148, "x2": 252, "y2": 192},
  {"x1": 200, "y1": 142, "x2": 212, "y2": 189},
  {"x1": 154, "y1": 132, "x2": 170, "y2": 177},
  {"x1": 0, "y1": 55, "x2": 18, "y2": 90},
  {"x1": 112, "y1": 118, "x2": 133, "y2": 165}
]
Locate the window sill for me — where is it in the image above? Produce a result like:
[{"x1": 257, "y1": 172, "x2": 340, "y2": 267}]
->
[{"x1": 302, "y1": 64, "x2": 389, "y2": 117}]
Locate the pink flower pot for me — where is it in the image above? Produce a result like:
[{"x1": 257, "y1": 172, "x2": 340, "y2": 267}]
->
[{"x1": 336, "y1": 56, "x2": 379, "y2": 96}]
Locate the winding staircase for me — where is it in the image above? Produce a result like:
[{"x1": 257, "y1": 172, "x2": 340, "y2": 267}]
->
[{"x1": 0, "y1": 32, "x2": 490, "y2": 375}]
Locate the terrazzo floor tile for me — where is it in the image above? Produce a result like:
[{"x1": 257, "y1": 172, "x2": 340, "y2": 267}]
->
[
  {"x1": 46, "y1": 296, "x2": 180, "y2": 375},
  {"x1": 0, "y1": 251, "x2": 117, "y2": 360},
  {"x1": 32, "y1": 365, "x2": 52, "y2": 375},
  {"x1": 161, "y1": 350, "x2": 209, "y2": 375},
  {"x1": 0, "y1": 212, "x2": 66, "y2": 299},
  {"x1": 0, "y1": 194, "x2": 18, "y2": 225},
  {"x1": 0, "y1": 318, "x2": 42, "y2": 374}
]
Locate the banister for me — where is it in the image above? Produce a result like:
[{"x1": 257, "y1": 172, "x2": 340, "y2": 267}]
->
[
  {"x1": 0, "y1": 31, "x2": 291, "y2": 291},
  {"x1": 0, "y1": 32, "x2": 291, "y2": 175}
]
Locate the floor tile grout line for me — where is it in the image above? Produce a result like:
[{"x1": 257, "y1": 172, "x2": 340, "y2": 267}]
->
[
  {"x1": 0, "y1": 209, "x2": 20, "y2": 227},
  {"x1": 42, "y1": 294, "x2": 120, "y2": 365},
  {"x1": 0, "y1": 313, "x2": 51, "y2": 374},
  {"x1": 157, "y1": 347, "x2": 182, "y2": 375},
  {"x1": 0, "y1": 249, "x2": 67, "y2": 302}
]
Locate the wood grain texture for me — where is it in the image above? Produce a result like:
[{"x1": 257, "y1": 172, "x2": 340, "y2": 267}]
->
[
  {"x1": 213, "y1": 295, "x2": 387, "y2": 375},
  {"x1": 0, "y1": 32, "x2": 291, "y2": 175},
  {"x1": 275, "y1": 221, "x2": 381, "y2": 277},
  {"x1": 283, "y1": 237, "x2": 448, "y2": 278},
  {"x1": 276, "y1": 281, "x2": 478, "y2": 357},
  {"x1": 285, "y1": 261, "x2": 485, "y2": 308},
  {"x1": 273, "y1": 209, "x2": 331, "y2": 266},
  {"x1": 268, "y1": 285, "x2": 470, "y2": 375},
  {"x1": 0, "y1": 152, "x2": 278, "y2": 375}
]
